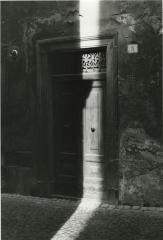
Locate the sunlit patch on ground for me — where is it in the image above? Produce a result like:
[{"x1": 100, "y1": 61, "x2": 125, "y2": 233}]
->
[{"x1": 50, "y1": 199, "x2": 100, "y2": 240}]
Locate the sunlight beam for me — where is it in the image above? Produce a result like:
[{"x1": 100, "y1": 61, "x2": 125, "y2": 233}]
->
[
  {"x1": 51, "y1": 2, "x2": 102, "y2": 239},
  {"x1": 80, "y1": 0, "x2": 102, "y2": 200},
  {"x1": 80, "y1": 0, "x2": 100, "y2": 38},
  {"x1": 50, "y1": 199, "x2": 100, "y2": 240}
]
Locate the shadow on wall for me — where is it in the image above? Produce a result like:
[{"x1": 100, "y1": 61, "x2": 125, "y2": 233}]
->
[{"x1": 1, "y1": 194, "x2": 81, "y2": 240}]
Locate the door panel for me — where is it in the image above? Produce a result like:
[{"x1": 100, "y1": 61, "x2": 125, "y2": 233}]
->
[
  {"x1": 53, "y1": 82, "x2": 82, "y2": 196},
  {"x1": 84, "y1": 82, "x2": 104, "y2": 154},
  {"x1": 53, "y1": 80, "x2": 105, "y2": 198},
  {"x1": 83, "y1": 81, "x2": 105, "y2": 198}
]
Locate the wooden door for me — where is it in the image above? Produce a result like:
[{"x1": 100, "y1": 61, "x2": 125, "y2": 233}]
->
[
  {"x1": 53, "y1": 80, "x2": 105, "y2": 198},
  {"x1": 83, "y1": 81, "x2": 105, "y2": 199},
  {"x1": 53, "y1": 81, "x2": 83, "y2": 196},
  {"x1": 37, "y1": 36, "x2": 118, "y2": 200}
]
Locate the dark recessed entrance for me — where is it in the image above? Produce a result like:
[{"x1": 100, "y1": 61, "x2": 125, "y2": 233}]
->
[
  {"x1": 49, "y1": 48, "x2": 106, "y2": 198},
  {"x1": 52, "y1": 79, "x2": 105, "y2": 198},
  {"x1": 36, "y1": 35, "x2": 118, "y2": 202},
  {"x1": 53, "y1": 81, "x2": 83, "y2": 197}
]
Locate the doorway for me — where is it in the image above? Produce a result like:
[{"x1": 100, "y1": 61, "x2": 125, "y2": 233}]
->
[
  {"x1": 52, "y1": 79, "x2": 105, "y2": 197},
  {"x1": 36, "y1": 35, "x2": 118, "y2": 201},
  {"x1": 53, "y1": 81, "x2": 83, "y2": 196}
]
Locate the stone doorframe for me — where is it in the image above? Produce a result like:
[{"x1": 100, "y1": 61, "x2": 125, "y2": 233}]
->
[{"x1": 36, "y1": 34, "x2": 119, "y2": 203}]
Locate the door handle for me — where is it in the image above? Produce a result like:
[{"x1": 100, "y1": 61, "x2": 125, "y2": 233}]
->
[{"x1": 91, "y1": 127, "x2": 95, "y2": 132}]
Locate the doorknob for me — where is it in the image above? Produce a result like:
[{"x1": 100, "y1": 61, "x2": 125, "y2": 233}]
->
[{"x1": 91, "y1": 127, "x2": 95, "y2": 132}]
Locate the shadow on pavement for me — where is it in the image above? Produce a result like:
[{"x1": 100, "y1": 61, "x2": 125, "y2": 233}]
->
[
  {"x1": 75, "y1": 207, "x2": 163, "y2": 240},
  {"x1": 2, "y1": 194, "x2": 163, "y2": 240},
  {"x1": 1, "y1": 194, "x2": 80, "y2": 240}
]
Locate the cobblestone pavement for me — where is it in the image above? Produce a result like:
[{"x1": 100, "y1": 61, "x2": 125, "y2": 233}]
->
[{"x1": 2, "y1": 194, "x2": 163, "y2": 240}]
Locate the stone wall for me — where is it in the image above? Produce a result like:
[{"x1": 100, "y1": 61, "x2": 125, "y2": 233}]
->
[
  {"x1": 1, "y1": 1, "x2": 162, "y2": 206},
  {"x1": 115, "y1": 1, "x2": 162, "y2": 206}
]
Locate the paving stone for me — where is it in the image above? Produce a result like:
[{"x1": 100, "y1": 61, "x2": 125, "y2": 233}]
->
[
  {"x1": 147, "y1": 207, "x2": 157, "y2": 211},
  {"x1": 156, "y1": 207, "x2": 163, "y2": 212},
  {"x1": 123, "y1": 205, "x2": 131, "y2": 210},
  {"x1": 101, "y1": 203, "x2": 109, "y2": 208},
  {"x1": 132, "y1": 206, "x2": 141, "y2": 210},
  {"x1": 141, "y1": 207, "x2": 150, "y2": 211},
  {"x1": 108, "y1": 204, "x2": 116, "y2": 209}
]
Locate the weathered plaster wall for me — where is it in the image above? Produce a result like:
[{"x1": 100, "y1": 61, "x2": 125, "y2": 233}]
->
[
  {"x1": 111, "y1": 1, "x2": 163, "y2": 206},
  {"x1": 2, "y1": 1, "x2": 162, "y2": 206}
]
